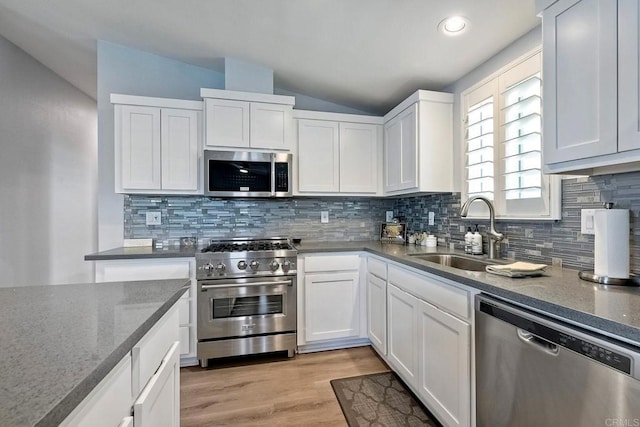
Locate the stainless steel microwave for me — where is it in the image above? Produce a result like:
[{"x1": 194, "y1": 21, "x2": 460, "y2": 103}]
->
[{"x1": 204, "y1": 150, "x2": 292, "y2": 198}]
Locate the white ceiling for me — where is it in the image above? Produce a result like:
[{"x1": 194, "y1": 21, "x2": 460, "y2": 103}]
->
[{"x1": 0, "y1": 0, "x2": 540, "y2": 114}]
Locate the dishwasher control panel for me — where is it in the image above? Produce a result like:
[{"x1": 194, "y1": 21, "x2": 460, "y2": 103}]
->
[{"x1": 557, "y1": 333, "x2": 631, "y2": 375}]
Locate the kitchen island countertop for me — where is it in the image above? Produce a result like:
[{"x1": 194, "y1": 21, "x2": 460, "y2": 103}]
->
[
  {"x1": 0, "y1": 279, "x2": 189, "y2": 427},
  {"x1": 85, "y1": 240, "x2": 640, "y2": 346}
]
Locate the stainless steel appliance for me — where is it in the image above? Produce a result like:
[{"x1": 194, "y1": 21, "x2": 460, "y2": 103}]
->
[
  {"x1": 204, "y1": 150, "x2": 292, "y2": 198},
  {"x1": 196, "y1": 238, "x2": 297, "y2": 367},
  {"x1": 476, "y1": 295, "x2": 640, "y2": 426}
]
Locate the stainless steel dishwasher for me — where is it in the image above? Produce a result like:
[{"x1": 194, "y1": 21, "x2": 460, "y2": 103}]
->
[{"x1": 475, "y1": 295, "x2": 640, "y2": 427}]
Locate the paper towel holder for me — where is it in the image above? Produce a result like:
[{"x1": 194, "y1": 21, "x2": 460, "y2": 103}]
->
[{"x1": 578, "y1": 202, "x2": 638, "y2": 286}]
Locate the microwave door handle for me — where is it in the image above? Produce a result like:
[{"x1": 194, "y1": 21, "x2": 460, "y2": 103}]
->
[{"x1": 270, "y1": 153, "x2": 276, "y2": 197}]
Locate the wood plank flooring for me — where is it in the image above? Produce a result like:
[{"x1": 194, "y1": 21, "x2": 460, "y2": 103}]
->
[{"x1": 180, "y1": 346, "x2": 390, "y2": 426}]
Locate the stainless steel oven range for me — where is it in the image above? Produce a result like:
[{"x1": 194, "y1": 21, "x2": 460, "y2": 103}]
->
[{"x1": 195, "y1": 238, "x2": 297, "y2": 367}]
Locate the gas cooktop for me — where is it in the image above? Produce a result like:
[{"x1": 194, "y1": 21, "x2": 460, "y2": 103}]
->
[{"x1": 201, "y1": 239, "x2": 294, "y2": 253}]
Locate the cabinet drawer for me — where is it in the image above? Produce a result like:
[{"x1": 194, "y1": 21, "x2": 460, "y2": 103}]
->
[
  {"x1": 368, "y1": 257, "x2": 387, "y2": 279},
  {"x1": 304, "y1": 254, "x2": 360, "y2": 272},
  {"x1": 132, "y1": 305, "x2": 180, "y2": 397},
  {"x1": 96, "y1": 259, "x2": 191, "y2": 282},
  {"x1": 388, "y1": 265, "x2": 470, "y2": 319}
]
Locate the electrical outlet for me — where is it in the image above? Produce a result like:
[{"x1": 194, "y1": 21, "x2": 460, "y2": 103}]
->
[
  {"x1": 386, "y1": 211, "x2": 394, "y2": 222},
  {"x1": 581, "y1": 209, "x2": 596, "y2": 235},
  {"x1": 321, "y1": 211, "x2": 329, "y2": 223},
  {"x1": 428, "y1": 211, "x2": 435, "y2": 226},
  {"x1": 146, "y1": 211, "x2": 161, "y2": 226}
]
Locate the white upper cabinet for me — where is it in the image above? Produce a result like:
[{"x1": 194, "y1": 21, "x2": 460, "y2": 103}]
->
[
  {"x1": 201, "y1": 88, "x2": 295, "y2": 151},
  {"x1": 113, "y1": 95, "x2": 202, "y2": 195},
  {"x1": 203, "y1": 98, "x2": 250, "y2": 148},
  {"x1": 383, "y1": 90, "x2": 454, "y2": 195},
  {"x1": 541, "y1": 0, "x2": 640, "y2": 174},
  {"x1": 542, "y1": 0, "x2": 617, "y2": 165},
  {"x1": 295, "y1": 111, "x2": 382, "y2": 195},
  {"x1": 618, "y1": 0, "x2": 640, "y2": 153},
  {"x1": 298, "y1": 119, "x2": 340, "y2": 192}
]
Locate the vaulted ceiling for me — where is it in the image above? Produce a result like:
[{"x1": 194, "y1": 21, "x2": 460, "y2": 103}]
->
[{"x1": 0, "y1": 0, "x2": 540, "y2": 114}]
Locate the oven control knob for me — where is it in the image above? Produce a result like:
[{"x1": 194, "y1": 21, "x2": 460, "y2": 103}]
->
[
  {"x1": 214, "y1": 263, "x2": 226, "y2": 273},
  {"x1": 269, "y1": 260, "x2": 280, "y2": 272},
  {"x1": 237, "y1": 260, "x2": 248, "y2": 270},
  {"x1": 282, "y1": 260, "x2": 293, "y2": 272},
  {"x1": 249, "y1": 260, "x2": 260, "y2": 271},
  {"x1": 203, "y1": 263, "x2": 215, "y2": 272}
]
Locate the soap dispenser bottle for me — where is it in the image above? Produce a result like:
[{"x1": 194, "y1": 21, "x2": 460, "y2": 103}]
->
[
  {"x1": 464, "y1": 227, "x2": 473, "y2": 254},
  {"x1": 472, "y1": 224, "x2": 483, "y2": 255}
]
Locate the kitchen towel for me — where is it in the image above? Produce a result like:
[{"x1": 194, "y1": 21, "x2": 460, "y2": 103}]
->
[
  {"x1": 594, "y1": 209, "x2": 630, "y2": 279},
  {"x1": 486, "y1": 261, "x2": 547, "y2": 278}
]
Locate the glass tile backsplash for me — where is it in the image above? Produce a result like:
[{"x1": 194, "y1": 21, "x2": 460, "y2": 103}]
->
[{"x1": 124, "y1": 171, "x2": 640, "y2": 272}]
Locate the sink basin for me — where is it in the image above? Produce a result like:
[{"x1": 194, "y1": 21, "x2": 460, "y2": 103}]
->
[{"x1": 409, "y1": 254, "x2": 493, "y2": 272}]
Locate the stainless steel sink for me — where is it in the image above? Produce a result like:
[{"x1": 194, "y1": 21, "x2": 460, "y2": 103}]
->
[{"x1": 409, "y1": 254, "x2": 493, "y2": 271}]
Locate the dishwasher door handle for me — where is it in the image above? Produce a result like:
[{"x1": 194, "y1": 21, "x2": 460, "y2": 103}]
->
[{"x1": 517, "y1": 328, "x2": 559, "y2": 356}]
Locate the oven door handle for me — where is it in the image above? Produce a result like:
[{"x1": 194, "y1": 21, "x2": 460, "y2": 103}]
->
[{"x1": 200, "y1": 280, "x2": 293, "y2": 291}]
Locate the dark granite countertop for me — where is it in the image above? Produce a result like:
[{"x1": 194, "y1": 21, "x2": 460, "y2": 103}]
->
[
  {"x1": 0, "y1": 279, "x2": 189, "y2": 427},
  {"x1": 85, "y1": 245, "x2": 198, "y2": 260},
  {"x1": 84, "y1": 241, "x2": 640, "y2": 346}
]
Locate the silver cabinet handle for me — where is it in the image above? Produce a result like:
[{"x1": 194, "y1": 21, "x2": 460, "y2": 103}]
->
[{"x1": 200, "y1": 280, "x2": 292, "y2": 291}]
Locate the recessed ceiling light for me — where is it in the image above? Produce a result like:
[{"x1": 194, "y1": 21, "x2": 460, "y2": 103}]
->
[{"x1": 438, "y1": 16, "x2": 469, "y2": 36}]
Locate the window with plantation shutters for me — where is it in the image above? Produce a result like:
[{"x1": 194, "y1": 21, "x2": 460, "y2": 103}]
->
[{"x1": 461, "y1": 49, "x2": 560, "y2": 220}]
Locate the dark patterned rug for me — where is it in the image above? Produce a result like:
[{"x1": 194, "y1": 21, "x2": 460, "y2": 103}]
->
[{"x1": 330, "y1": 372, "x2": 440, "y2": 426}]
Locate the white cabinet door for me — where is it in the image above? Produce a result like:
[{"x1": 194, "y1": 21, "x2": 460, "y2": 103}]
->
[
  {"x1": 304, "y1": 271, "x2": 360, "y2": 342},
  {"x1": 204, "y1": 98, "x2": 250, "y2": 148},
  {"x1": 133, "y1": 341, "x2": 180, "y2": 427},
  {"x1": 384, "y1": 104, "x2": 417, "y2": 193},
  {"x1": 119, "y1": 105, "x2": 161, "y2": 190},
  {"x1": 542, "y1": 0, "x2": 617, "y2": 164},
  {"x1": 339, "y1": 122, "x2": 378, "y2": 193},
  {"x1": 387, "y1": 283, "x2": 419, "y2": 388},
  {"x1": 250, "y1": 103, "x2": 292, "y2": 149},
  {"x1": 161, "y1": 108, "x2": 199, "y2": 191},
  {"x1": 418, "y1": 299, "x2": 471, "y2": 427},
  {"x1": 618, "y1": 0, "x2": 640, "y2": 152},
  {"x1": 367, "y1": 273, "x2": 387, "y2": 355},
  {"x1": 297, "y1": 119, "x2": 340, "y2": 192}
]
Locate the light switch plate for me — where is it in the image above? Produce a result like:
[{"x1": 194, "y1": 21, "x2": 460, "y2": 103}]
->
[
  {"x1": 581, "y1": 209, "x2": 596, "y2": 235},
  {"x1": 321, "y1": 211, "x2": 329, "y2": 223},
  {"x1": 146, "y1": 211, "x2": 162, "y2": 226},
  {"x1": 386, "y1": 211, "x2": 394, "y2": 222},
  {"x1": 428, "y1": 211, "x2": 435, "y2": 225}
]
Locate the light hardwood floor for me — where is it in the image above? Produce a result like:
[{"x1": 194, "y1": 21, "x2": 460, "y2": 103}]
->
[{"x1": 181, "y1": 346, "x2": 389, "y2": 426}]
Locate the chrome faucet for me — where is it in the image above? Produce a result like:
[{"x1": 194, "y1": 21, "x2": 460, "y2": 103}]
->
[{"x1": 460, "y1": 196, "x2": 504, "y2": 259}]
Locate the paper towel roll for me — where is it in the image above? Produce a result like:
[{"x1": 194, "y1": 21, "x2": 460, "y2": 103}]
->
[{"x1": 594, "y1": 209, "x2": 630, "y2": 279}]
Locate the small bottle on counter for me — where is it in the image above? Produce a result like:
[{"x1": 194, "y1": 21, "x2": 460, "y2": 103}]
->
[
  {"x1": 464, "y1": 227, "x2": 473, "y2": 254},
  {"x1": 472, "y1": 225, "x2": 483, "y2": 255}
]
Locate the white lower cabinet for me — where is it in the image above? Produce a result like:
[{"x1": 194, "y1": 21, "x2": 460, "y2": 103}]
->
[
  {"x1": 297, "y1": 253, "x2": 368, "y2": 351},
  {"x1": 417, "y1": 299, "x2": 471, "y2": 427},
  {"x1": 305, "y1": 271, "x2": 361, "y2": 342},
  {"x1": 374, "y1": 259, "x2": 473, "y2": 427},
  {"x1": 134, "y1": 341, "x2": 180, "y2": 427},
  {"x1": 387, "y1": 283, "x2": 419, "y2": 388},
  {"x1": 94, "y1": 258, "x2": 197, "y2": 365},
  {"x1": 366, "y1": 272, "x2": 387, "y2": 355},
  {"x1": 62, "y1": 303, "x2": 181, "y2": 426}
]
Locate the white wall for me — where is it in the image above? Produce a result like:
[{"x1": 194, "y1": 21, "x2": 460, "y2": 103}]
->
[
  {"x1": 97, "y1": 40, "x2": 225, "y2": 251},
  {"x1": 443, "y1": 25, "x2": 542, "y2": 191},
  {"x1": 0, "y1": 35, "x2": 97, "y2": 286}
]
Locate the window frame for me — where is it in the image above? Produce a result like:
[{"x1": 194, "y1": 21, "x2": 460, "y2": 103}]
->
[{"x1": 460, "y1": 47, "x2": 561, "y2": 221}]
